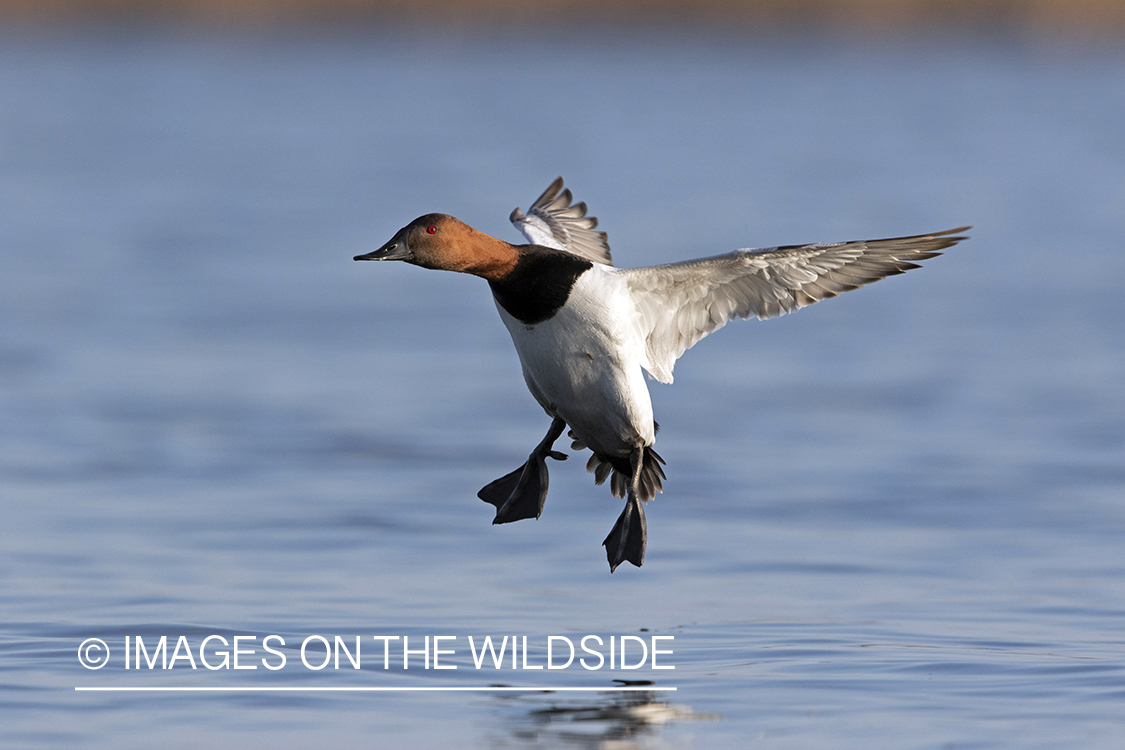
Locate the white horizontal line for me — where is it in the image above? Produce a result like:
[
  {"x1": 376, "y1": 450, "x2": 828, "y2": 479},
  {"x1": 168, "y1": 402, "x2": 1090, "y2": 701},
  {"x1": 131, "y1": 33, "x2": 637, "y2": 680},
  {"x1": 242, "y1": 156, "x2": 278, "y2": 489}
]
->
[{"x1": 75, "y1": 686, "x2": 675, "y2": 693}]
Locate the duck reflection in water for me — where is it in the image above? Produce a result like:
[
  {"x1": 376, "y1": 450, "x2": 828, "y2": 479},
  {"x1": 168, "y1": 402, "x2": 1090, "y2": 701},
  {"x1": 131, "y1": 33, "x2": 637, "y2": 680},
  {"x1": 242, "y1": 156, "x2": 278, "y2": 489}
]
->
[{"x1": 490, "y1": 682, "x2": 722, "y2": 748}]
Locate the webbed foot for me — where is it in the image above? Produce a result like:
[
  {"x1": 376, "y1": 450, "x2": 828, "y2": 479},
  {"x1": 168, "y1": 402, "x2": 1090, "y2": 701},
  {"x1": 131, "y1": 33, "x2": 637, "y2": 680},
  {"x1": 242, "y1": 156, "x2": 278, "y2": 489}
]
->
[
  {"x1": 602, "y1": 445, "x2": 649, "y2": 572},
  {"x1": 478, "y1": 417, "x2": 566, "y2": 524},
  {"x1": 602, "y1": 494, "x2": 647, "y2": 572}
]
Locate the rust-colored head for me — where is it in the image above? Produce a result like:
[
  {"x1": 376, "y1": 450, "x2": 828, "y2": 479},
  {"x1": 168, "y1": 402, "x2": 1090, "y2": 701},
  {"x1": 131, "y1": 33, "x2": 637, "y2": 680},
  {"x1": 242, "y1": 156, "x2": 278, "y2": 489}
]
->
[{"x1": 354, "y1": 214, "x2": 517, "y2": 280}]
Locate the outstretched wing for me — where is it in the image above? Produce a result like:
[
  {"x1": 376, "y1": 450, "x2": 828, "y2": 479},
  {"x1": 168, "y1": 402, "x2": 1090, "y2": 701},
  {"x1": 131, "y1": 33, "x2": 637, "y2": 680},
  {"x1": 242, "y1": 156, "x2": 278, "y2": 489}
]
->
[
  {"x1": 623, "y1": 227, "x2": 970, "y2": 383},
  {"x1": 510, "y1": 177, "x2": 613, "y2": 265}
]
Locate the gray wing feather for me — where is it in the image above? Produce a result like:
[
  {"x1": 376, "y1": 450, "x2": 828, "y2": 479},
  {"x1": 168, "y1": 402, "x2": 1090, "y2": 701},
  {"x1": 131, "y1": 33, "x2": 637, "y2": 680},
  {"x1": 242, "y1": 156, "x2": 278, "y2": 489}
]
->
[
  {"x1": 623, "y1": 227, "x2": 970, "y2": 383},
  {"x1": 510, "y1": 177, "x2": 613, "y2": 265}
]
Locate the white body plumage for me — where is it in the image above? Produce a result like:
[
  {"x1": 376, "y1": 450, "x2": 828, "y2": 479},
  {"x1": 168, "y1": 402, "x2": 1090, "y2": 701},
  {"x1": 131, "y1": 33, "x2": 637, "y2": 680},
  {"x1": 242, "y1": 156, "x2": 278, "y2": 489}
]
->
[{"x1": 494, "y1": 263, "x2": 656, "y2": 460}]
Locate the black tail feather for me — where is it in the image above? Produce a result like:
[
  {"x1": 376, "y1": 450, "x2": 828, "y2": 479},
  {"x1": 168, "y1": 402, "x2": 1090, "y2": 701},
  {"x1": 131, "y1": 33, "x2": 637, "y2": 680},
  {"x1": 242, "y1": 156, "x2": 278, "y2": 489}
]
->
[{"x1": 586, "y1": 446, "x2": 665, "y2": 501}]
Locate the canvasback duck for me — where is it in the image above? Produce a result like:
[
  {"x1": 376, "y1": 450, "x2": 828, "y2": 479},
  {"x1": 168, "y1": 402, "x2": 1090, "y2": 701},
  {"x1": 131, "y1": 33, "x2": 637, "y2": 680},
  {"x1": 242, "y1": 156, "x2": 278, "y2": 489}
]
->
[{"x1": 355, "y1": 178, "x2": 968, "y2": 572}]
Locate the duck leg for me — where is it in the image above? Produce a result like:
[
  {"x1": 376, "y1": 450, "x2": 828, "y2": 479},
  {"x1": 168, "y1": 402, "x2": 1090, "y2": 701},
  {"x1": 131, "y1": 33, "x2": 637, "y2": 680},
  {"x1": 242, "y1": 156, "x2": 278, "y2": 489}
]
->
[
  {"x1": 602, "y1": 445, "x2": 648, "y2": 572},
  {"x1": 479, "y1": 417, "x2": 567, "y2": 524}
]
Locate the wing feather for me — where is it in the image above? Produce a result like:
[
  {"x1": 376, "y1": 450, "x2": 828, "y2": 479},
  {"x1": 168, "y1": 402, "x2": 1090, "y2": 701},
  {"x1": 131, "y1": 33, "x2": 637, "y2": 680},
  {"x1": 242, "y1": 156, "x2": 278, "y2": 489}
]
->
[
  {"x1": 623, "y1": 227, "x2": 970, "y2": 383},
  {"x1": 510, "y1": 177, "x2": 613, "y2": 265}
]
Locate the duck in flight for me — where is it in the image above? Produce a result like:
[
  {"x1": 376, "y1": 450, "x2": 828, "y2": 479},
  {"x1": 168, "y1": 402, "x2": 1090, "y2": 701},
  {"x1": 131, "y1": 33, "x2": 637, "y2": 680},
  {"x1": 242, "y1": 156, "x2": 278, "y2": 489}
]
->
[{"x1": 354, "y1": 178, "x2": 968, "y2": 572}]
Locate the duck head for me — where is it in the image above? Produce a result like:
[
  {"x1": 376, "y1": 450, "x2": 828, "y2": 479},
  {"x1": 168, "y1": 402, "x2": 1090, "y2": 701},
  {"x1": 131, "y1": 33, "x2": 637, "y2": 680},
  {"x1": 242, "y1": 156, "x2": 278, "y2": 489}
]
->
[{"x1": 354, "y1": 213, "x2": 517, "y2": 280}]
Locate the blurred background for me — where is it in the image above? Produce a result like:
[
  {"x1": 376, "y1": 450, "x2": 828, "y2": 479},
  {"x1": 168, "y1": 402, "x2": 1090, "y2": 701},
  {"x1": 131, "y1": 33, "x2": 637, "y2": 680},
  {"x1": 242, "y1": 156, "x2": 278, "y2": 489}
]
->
[
  {"x1": 2, "y1": 3, "x2": 1124, "y2": 749},
  {"x1": 4, "y1": 0, "x2": 1125, "y2": 33}
]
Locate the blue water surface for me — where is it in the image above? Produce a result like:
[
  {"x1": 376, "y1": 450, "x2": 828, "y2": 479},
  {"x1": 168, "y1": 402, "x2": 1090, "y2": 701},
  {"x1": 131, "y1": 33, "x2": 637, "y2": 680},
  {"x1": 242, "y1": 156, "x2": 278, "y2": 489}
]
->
[{"x1": 1, "y1": 27, "x2": 1124, "y2": 749}]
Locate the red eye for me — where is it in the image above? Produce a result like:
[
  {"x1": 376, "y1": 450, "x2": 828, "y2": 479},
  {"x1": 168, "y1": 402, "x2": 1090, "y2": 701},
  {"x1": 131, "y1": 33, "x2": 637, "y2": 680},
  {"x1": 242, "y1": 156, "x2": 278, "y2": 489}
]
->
[{"x1": 427, "y1": 225, "x2": 436, "y2": 234}]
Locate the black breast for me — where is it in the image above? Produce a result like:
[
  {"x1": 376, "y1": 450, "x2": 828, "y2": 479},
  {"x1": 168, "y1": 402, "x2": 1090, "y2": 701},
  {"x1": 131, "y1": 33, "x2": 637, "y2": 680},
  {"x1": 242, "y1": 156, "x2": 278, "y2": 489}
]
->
[{"x1": 488, "y1": 247, "x2": 593, "y2": 325}]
